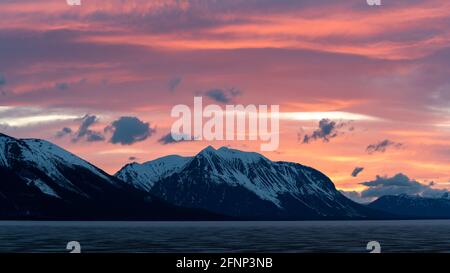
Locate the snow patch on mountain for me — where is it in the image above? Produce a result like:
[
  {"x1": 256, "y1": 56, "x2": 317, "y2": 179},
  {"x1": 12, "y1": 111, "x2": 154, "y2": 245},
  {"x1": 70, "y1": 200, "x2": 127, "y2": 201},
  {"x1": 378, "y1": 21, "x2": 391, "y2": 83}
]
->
[
  {"x1": 23, "y1": 139, "x2": 111, "y2": 181},
  {"x1": 25, "y1": 178, "x2": 60, "y2": 198}
]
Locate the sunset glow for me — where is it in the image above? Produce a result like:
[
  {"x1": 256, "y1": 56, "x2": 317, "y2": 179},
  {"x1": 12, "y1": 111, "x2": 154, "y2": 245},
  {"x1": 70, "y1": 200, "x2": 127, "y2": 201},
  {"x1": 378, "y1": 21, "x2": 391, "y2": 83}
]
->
[{"x1": 1, "y1": 0, "x2": 449, "y2": 195}]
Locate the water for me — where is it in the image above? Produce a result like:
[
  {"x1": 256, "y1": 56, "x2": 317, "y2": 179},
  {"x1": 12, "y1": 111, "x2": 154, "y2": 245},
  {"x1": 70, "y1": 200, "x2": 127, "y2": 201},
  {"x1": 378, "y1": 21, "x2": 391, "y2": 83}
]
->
[{"x1": 0, "y1": 220, "x2": 450, "y2": 253}]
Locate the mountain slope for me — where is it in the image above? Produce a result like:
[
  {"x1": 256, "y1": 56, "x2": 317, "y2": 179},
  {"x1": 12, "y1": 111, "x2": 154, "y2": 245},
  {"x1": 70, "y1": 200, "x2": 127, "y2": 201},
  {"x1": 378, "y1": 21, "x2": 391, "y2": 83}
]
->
[
  {"x1": 369, "y1": 194, "x2": 450, "y2": 219},
  {"x1": 0, "y1": 133, "x2": 226, "y2": 220},
  {"x1": 116, "y1": 146, "x2": 385, "y2": 220}
]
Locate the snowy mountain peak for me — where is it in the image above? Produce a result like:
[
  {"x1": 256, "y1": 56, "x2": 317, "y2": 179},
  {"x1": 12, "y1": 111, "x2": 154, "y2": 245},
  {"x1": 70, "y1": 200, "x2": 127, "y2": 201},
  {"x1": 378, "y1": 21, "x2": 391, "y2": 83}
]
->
[
  {"x1": 203, "y1": 145, "x2": 216, "y2": 152},
  {"x1": 0, "y1": 133, "x2": 119, "y2": 198},
  {"x1": 196, "y1": 145, "x2": 268, "y2": 164},
  {"x1": 142, "y1": 154, "x2": 192, "y2": 168},
  {"x1": 0, "y1": 133, "x2": 12, "y2": 139},
  {"x1": 217, "y1": 146, "x2": 268, "y2": 163},
  {"x1": 115, "y1": 154, "x2": 191, "y2": 191}
]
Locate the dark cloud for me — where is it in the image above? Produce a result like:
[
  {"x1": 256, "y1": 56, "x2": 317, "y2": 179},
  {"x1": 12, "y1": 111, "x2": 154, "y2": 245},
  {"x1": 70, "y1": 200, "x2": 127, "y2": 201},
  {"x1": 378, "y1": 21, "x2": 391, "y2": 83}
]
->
[
  {"x1": 85, "y1": 131, "x2": 106, "y2": 142},
  {"x1": 55, "y1": 82, "x2": 70, "y2": 90},
  {"x1": 207, "y1": 89, "x2": 229, "y2": 103},
  {"x1": 55, "y1": 115, "x2": 105, "y2": 142},
  {"x1": 128, "y1": 156, "x2": 138, "y2": 161},
  {"x1": 72, "y1": 115, "x2": 105, "y2": 142},
  {"x1": 301, "y1": 119, "x2": 347, "y2": 144},
  {"x1": 158, "y1": 132, "x2": 192, "y2": 145},
  {"x1": 229, "y1": 88, "x2": 242, "y2": 97},
  {"x1": 366, "y1": 139, "x2": 403, "y2": 154},
  {"x1": 342, "y1": 173, "x2": 449, "y2": 204},
  {"x1": 0, "y1": 74, "x2": 6, "y2": 86},
  {"x1": 204, "y1": 88, "x2": 242, "y2": 103},
  {"x1": 168, "y1": 76, "x2": 182, "y2": 92},
  {"x1": 351, "y1": 167, "x2": 364, "y2": 177},
  {"x1": 0, "y1": 74, "x2": 6, "y2": 96},
  {"x1": 340, "y1": 190, "x2": 373, "y2": 204},
  {"x1": 55, "y1": 127, "x2": 72, "y2": 138},
  {"x1": 108, "y1": 116, "x2": 155, "y2": 145},
  {"x1": 360, "y1": 173, "x2": 448, "y2": 200}
]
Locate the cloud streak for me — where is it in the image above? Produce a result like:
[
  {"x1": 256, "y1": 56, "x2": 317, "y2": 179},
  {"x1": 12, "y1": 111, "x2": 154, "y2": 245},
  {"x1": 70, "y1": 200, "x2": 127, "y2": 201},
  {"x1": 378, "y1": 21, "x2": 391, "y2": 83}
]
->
[
  {"x1": 0, "y1": 106, "x2": 81, "y2": 127},
  {"x1": 351, "y1": 167, "x2": 364, "y2": 177},
  {"x1": 168, "y1": 76, "x2": 182, "y2": 92},
  {"x1": 366, "y1": 139, "x2": 403, "y2": 154},
  {"x1": 158, "y1": 132, "x2": 193, "y2": 145}
]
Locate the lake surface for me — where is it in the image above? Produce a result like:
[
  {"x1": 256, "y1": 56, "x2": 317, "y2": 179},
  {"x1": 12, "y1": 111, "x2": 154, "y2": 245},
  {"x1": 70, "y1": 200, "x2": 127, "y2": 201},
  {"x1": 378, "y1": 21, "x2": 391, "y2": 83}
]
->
[{"x1": 0, "y1": 220, "x2": 450, "y2": 253}]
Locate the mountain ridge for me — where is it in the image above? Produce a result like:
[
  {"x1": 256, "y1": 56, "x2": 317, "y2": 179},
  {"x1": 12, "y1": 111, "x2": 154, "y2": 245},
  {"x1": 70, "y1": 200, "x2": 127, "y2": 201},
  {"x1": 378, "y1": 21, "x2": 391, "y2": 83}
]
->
[
  {"x1": 369, "y1": 194, "x2": 450, "y2": 219},
  {"x1": 0, "y1": 133, "x2": 228, "y2": 220},
  {"x1": 6, "y1": 133, "x2": 435, "y2": 220},
  {"x1": 117, "y1": 145, "x2": 387, "y2": 220}
]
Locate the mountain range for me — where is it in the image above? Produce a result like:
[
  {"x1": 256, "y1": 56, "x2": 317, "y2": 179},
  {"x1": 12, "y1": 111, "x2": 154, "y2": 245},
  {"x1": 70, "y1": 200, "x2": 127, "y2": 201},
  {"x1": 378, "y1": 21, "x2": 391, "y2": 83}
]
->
[
  {"x1": 116, "y1": 146, "x2": 384, "y2": 220},
  {"x1": 368, "y1": 194, "x2": 450, "y2": 219},
  {"x1": 0, "y1": 133, "x2": 224, "y2": 220},
  {"x1": 1, "y1": 132, "x2": 448, "y2": 220}
]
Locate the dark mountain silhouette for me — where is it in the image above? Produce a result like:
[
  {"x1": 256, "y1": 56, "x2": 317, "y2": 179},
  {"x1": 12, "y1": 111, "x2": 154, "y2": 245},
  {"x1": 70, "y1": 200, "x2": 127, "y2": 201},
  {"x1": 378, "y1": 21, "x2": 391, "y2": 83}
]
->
[{"x1": 369, "y1": 194, "x2": 450, "y2": 219}]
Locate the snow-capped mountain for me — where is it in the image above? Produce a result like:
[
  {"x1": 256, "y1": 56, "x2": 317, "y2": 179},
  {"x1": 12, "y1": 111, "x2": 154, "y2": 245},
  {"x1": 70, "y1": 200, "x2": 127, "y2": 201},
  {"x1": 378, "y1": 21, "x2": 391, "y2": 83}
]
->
[
  {"x1": 0, "y1": 133, "x2": 225, "y2": 220},
  {"x1": 0, "y1": 133, "x2": 119, "y2": 199},
  {"x1": 116, "y1": 155, "x2": 192, "y2": 191},
  {"x1": 369, "y1": 194, "x2": 450, "y2": 219},
  {"x1": 116, "y1": 146, "x2": 384, "y2": 220}
]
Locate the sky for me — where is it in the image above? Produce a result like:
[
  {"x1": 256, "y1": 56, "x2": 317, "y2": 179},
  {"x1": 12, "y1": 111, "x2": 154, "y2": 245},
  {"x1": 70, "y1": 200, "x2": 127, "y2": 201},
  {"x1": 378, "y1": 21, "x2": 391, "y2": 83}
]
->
[{"x1": 0, "y1": 0, "x2": 450, "y2": 199}]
